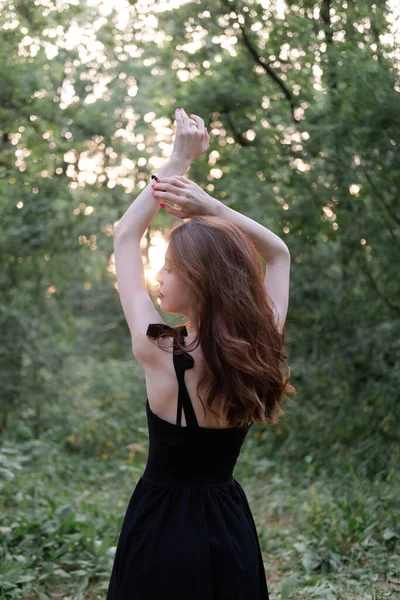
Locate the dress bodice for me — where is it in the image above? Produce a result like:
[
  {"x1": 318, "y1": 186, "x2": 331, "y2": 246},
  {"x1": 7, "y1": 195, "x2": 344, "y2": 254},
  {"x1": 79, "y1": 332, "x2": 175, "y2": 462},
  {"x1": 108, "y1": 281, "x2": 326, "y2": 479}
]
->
[{"x1": 142, "y1": 323, "x2": 251, "y2": 486}]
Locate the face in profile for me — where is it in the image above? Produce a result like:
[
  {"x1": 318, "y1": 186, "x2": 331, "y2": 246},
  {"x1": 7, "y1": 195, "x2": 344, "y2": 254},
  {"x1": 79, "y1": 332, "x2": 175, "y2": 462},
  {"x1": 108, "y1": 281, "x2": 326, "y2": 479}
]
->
[{"x1": 154, "y1": 248, "x2": 193, "y2": 319}]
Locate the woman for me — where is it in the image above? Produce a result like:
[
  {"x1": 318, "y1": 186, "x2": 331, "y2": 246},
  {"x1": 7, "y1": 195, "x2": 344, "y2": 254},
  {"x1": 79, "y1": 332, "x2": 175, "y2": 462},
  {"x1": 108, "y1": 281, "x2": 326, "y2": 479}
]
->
[{"x1": 107, "y1": 108, "x2": 295, "y2": 599}]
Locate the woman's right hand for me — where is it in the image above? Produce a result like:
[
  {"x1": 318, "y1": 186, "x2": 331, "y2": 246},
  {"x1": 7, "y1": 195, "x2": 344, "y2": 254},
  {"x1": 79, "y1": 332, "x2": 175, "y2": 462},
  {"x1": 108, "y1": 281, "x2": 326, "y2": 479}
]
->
[
  {"x1": 171, "y1": 110, "x2": 211, "y2": 163},
  {"x1": 152, "y1": 176, "x2": 221, "y2": 219}
]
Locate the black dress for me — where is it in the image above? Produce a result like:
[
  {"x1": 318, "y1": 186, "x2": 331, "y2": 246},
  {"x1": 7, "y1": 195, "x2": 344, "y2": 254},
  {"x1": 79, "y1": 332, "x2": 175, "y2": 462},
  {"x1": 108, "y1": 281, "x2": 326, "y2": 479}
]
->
[{"x1": 106, "y1": 323, "x2": 270, "y2": 600}]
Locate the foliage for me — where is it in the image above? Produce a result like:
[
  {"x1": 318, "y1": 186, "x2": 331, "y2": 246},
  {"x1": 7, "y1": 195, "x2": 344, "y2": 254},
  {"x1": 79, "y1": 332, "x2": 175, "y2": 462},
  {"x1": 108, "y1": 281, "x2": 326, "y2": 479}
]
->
[
  {"x1": 0, "y1": 435, "x2": 398, "y2": 599},
  {"x1": 1, "y1": 0, "x2": 399, "y2": 597}
]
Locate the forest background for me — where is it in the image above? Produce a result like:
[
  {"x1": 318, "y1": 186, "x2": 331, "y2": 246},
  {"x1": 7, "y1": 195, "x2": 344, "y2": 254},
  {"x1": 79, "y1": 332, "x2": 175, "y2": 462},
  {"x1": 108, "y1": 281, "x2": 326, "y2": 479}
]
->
[{"x1": 0, "y1": 0, "x2": 399, "y2": 598}]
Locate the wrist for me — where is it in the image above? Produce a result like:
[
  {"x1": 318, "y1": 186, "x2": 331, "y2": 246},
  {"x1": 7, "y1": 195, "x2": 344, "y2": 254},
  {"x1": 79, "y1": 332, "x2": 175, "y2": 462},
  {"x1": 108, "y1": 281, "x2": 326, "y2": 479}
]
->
[
  {"x1": 169, "y1": 153, "x2": 192, "y2": 171},
  {"x1": 208, "y1": 196, "x2": 224, "y2": 218}
]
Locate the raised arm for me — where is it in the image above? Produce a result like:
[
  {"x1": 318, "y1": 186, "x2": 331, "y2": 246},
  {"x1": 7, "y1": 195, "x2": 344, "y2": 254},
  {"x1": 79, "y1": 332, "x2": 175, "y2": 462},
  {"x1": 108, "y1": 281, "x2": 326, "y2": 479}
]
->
[
  {"x1": 212, "y1": 203, "x2": 290, "y2": 334},
  {"x1": 113, "y1": 108, "x2": 209, "y2": 240},
  {"x1": 152, "y1": 172, "x2": 291, "y2": 334},
  {"x1": 213, "y1": 203, "x2": 289, "y2": 262},
  {"x1": 112, "y1": 109, "x2": 210, "y2": 359}
]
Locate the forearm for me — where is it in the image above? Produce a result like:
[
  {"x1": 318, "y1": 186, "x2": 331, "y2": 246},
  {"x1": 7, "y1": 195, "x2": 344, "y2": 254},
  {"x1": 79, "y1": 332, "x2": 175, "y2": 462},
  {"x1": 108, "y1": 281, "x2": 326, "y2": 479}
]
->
[
  {"x1": 113, "y1": 155, "x2": 191, "y2": 239},
  {"x1": 213, "y1": 203, "x2": 289, "y2": 263}
]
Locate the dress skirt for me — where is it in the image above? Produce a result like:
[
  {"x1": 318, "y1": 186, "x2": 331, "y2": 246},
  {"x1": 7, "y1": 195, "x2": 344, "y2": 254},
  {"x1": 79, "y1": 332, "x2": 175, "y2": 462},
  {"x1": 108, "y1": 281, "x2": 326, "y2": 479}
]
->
[{"x1": 106, "y1": 475, "x2": 269, "y2": 599}]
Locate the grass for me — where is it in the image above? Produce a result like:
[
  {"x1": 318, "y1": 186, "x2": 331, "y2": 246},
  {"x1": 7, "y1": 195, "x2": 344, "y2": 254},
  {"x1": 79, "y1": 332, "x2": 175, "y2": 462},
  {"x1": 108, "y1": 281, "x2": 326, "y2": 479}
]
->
[{"x1": 0, "y1": 425, "x2": 398, "y2": 599}]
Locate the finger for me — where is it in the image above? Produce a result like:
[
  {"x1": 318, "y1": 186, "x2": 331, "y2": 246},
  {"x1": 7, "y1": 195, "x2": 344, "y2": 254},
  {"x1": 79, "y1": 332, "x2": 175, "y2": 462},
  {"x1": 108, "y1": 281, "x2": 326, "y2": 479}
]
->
[
  {"x1": 180, "y1": 108, "x2": 191, "y2": 128},
  {"x1": 190, "y1": 114, "x2": 205, "y2": 135},
  {"x1": 190, "y1": 113, "x2": 204, "y2": 125},
  {"x1": 153, "y1": 190, "x2": 184, "y2": 204},
  {"x1": 153, "y1": 178, "x2": 186, "y2": 190},
  {"x1": 154, "y1": 176, "x2": 190, "y2": 190},
  {"x1": 161, "y1": 202, "x2": 187, "y2": 219},
  {"x1": 175, "y1": 108, "x2": 183, "y2": 128},
  {"x1": 172, "y1": 175, "x2": 191, "y2": 186}
]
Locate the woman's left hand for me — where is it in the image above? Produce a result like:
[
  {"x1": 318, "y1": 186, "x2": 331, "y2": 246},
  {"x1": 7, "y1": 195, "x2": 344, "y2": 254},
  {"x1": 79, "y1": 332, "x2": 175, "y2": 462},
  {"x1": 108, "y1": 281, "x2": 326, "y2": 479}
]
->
[{"x1": 171, "y1": 108, "x2": 210, "y2": 163}]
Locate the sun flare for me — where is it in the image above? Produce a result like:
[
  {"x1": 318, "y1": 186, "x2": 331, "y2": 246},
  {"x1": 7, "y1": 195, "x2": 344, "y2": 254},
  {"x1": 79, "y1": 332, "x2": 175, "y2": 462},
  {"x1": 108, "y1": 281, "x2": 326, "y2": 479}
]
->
[{"x1": 144, "y1": 230, "x2": 168, "y2": 291}]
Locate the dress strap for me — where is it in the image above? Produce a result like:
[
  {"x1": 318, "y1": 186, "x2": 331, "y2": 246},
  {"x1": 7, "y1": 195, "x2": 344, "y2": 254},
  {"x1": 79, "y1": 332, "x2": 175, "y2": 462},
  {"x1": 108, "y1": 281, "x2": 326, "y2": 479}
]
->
[
  {"x1": 146, "y1": 323, "x2": 198, "y2": 429},
  {"x1": 174, "y1": 327, "x2": 198, "y2": 429}
]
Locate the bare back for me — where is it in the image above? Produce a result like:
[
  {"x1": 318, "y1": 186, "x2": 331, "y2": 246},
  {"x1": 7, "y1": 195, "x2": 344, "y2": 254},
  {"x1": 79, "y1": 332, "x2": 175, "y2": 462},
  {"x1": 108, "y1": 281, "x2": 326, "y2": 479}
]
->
[{"x1": 143, "y1": 333, "x2": 235, "y2": 430}]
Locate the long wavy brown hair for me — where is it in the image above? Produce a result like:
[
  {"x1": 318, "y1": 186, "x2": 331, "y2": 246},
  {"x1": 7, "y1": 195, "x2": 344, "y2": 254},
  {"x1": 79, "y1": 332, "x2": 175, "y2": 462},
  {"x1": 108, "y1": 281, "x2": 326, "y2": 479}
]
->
[{"x1": 152, "y1": 215, "x2": 296, "y2": 430}]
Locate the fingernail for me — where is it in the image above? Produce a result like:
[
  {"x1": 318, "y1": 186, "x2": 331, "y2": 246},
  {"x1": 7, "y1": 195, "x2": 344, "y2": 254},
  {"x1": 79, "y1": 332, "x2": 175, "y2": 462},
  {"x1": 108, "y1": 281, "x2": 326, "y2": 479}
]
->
[
  {"x1": 160, "y1": 203, "x2": 165, "y2": 208},
  {"x1": 152, "y1": 191, "x2": 155, "y2": 195}
]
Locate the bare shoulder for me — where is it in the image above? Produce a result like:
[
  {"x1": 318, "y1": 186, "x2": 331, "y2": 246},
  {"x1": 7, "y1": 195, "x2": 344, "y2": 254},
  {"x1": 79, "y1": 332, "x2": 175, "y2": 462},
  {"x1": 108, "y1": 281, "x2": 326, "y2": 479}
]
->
[{"x1": 133, "y1": 332, "x2": 174, "y2": 369}]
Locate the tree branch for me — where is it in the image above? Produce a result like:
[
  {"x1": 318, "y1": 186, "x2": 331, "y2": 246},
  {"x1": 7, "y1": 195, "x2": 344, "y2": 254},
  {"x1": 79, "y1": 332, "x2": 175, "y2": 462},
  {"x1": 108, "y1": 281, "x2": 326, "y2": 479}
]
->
[
  {"x1": 220, "y1": 0, "x2": 298, "y2": 123},
  {"x1": 357, "y1": 255, "x2": 400, "y2": 317},
  {"x1": 362, "y1": 167, "x2": 400, "y2": 228}
]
